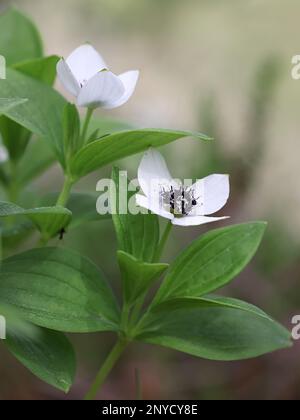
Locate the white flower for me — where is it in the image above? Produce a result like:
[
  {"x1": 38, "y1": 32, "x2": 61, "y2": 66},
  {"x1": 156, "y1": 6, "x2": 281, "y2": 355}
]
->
[
  {"x1": 136, "y1": 148, "x2": 230, "y2": 227},
  {"x1": 57, "y1": 44, "x2": 139, "y2": 109}
]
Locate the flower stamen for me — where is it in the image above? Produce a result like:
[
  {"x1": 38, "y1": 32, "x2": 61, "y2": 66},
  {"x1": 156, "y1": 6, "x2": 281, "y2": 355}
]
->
[{"x1": 160, "y1": 186, "x2": 199, "y2": 217}]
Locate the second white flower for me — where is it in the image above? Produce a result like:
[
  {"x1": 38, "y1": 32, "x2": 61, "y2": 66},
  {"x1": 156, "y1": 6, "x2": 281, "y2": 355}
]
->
[{"x1": 57, "y1": 44, "x2": 139, "y2": 109}]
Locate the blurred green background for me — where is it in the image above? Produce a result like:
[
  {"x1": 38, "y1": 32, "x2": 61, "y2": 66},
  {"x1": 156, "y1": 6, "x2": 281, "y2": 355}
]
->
[{"x1": 1, "y1": 0, "x2": 300, "y2": 400}]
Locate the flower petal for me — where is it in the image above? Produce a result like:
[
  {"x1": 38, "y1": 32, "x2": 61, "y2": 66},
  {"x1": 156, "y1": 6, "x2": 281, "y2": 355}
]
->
[
  {"x1": 103, "y1": 70, "x2": 139, "y2": 109},
  {"x1": 136, "y1": 194, "x2": 174, "y2": 220},
  {"x1": 138, "y1": 148, "x2": 177, "y2": 201},
  {"x1": 66, "y1": 44, "x2": 107, "y2": 86},
  {"x1": 56, "y1": 59, "x2": 81, "y2": 97},
  {"x1": 77, "y1": 71, "x2": 125, "y2": 108},
  {"x1": 191, "y1": 174, "x2": 230, "y2": 215},
  {"x1": 172, "y1": 215, "x2": 229, "y2": 227}
]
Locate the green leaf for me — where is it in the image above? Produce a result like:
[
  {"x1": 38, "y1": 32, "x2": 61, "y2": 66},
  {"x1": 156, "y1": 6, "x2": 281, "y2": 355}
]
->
[
  {"x1": 117, "y1": 250, "x2": 169, "y2": 305},
  {"x1": 0, "y1": 56, "x2": 59, "y2": 161},
  {"x1": 0, "y1": 116, "x2": 31, "y2": 161},
  {"x1": 6, "y1": 326, "x2": 76, "y2": 392},
  {"x1": 111, "y1": 166, "x2": 160, "y2": 262},
  {"x1": 1, "y1": 303, "x2": 75, "y2": 392},
  {"x1": 0, "y1": 97, "x2": 28, "y2": 112},
  {"x1": 71, "y1": 129, "x2": 211, "y2": 179},
  {"x1": 0, "y1": 98, "x2": 29, "y2": 162},
  {"x1": 0, "y1": 302, "x2": 37, "y2": 337},
  {"x1": 0, "y1": 68, "x2": 66, "y2": 165},
  {"x1": 38, "y1": 192, "x2": 110, "y2": 229},
  {"x1": 13, "y1": 55, "x2": 60, "y2": 85},
  {"x1": 153, "y1": 222, "x2": 267, "y2": 304},
  {"x1": 0, "y1": 8, "x2": 43, "y2": 66},
  {"x1": 0, "y1": 247, "x2": 120, "y2": 332},
  {"x1": 0, "y1": 201, "x2": 72, "y2": 241},
  {"x1": 136, "y1": 296, "x2": 292, "y2": 361},
  {"x1": 0, "y1": 97, "x2": 31, "y2": 162},
  {"x1": 63, "y1": 103, "x2": 81, "y2": 160}
]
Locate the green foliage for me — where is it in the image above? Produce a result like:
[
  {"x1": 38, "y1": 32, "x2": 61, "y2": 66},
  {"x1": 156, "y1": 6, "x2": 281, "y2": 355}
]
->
[
  {"x1": 0, "y1": 98, "x2": 28, "y2": 112},
  {"x1": 39, "y1": 192, "x2": 110, "y2": 229},
  {"x1": 0, "y1": 303, "x2": 75, "y2": 391},
  {"x1": 0, "y1": 247, "x2": 120, "y2": 332},
  {"x1": 71, "y1": 129, "x2": 212, "y2": 179},
  {"x1": 6, "y1": 327, "x2": 75, "y2": 392},
  {"x1": 0, "y1": 8, "x2": 43, "y2": 65},
  {"x1": 111, "y1": 166, "x2": 160, "y2": 262},
  {"x1": 63, "y1": 103, "x2": 81, "y2": 162},
  {"x1": 0, "y1": 7, "x2": 291, "y2": 398},
  {"x1": 0, "y1": 55, "x2": 59, "y2": 162},
  {"x1": 0, "y1": 68, "x2": 66, "y2": 165},
  {"x1": 153, "y1": 222, "x2": 267, "y2": 304},
  {"x1": 13, "y1": 55, "x2": 60, "y2": 85},
  {"x1": 0, "y1": 201, "x2": 72, "y2": 241},
  {"x1": 136, "y1": 296, "x2": 291, "y2": 361},
  {"x1": 117, "y1": 250, "x2": 168, "y2": 305}
]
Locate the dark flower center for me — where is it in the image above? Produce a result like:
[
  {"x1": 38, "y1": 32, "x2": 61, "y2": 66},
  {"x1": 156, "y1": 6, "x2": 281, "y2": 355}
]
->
[{"x1": 160, "y1": 186, "x2": 198, "y2": 217}]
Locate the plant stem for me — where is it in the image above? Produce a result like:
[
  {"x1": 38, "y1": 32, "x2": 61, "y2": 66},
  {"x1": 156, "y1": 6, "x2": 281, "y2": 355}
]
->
[
  {"x1": 129, "y1": 292, "x2": 148, "y2": 328},
  {"x1": 56, "y1": 107, "x2": 95, "y2": 209},
  {"x1": 81, "y1": 108, "x2": 94, "y2": 146},
  {"x1": 8, "y1": 182, "x2": 18, "y2": 203},
  {"x1": 56, "y1": 176, "x2": 73, "y2": 207},
  {"x1": 57, "y1": 108, "x2": 93, "y2": 208},
  {"x1": 35, "y1": 175, "x2": 73, "y2": 247},
  {"x1": 37, "y1": 236, "x2": 48, "y2": 248},
  {"x1": 120, "y1": 302, "x2": 131, "y2": 334},
  {"x1": 84, "y1": 338, "x2": 128, "y2": 400},
  {"x1": 7, "y1": 160, "x2": 19, "y2": 203},
  {"x1": 153, "y1": 221, "x2": 173, "y2": 262}
]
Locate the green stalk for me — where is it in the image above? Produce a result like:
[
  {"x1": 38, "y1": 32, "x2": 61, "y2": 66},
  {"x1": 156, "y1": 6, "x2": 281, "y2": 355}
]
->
[
  {"x1": 5, "y1": 160, "x2": 19, "y2": 228},
  {"x1": 153, "y1": 221, "x2": 173, "y2": 262},
  {"x1": 129, "y1": 290, "x2": 150, "y2": 329},
  {"x1": 128, "y1": 222, "x2": 174, "y2": 337},
  {"x1": 120, "y1": 302, "x2": 131, "y2": 333},
  {"x1": 56, "y1": 176, "x2": 73, "y2": 207},
  {"x1": 84, "y1": 338, "x2": 128, "y2": 400},
  {"x1": 37, "y1": 236, "x2": 48, "y2": 248},
  {"x1": 7, "y1": 160, "x2": 18, "y2": 202},
  {"x1": 57, "y1": 107, "x2": 94, "y2": 208},
  {"x1": 34, "y1": 175, "x2": 73, "y2": 248},
  {"x1": 38, "y1": 106, "x2": 93, "y2": 245},
  {"x1": 80, "y1": 108, "x2": 94, "y2": 146}
]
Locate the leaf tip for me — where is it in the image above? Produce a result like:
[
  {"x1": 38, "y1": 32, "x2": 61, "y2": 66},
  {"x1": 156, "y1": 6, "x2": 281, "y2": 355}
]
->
[{"x1": 195, "y1": 132, "x2": 214, "y2": 141}]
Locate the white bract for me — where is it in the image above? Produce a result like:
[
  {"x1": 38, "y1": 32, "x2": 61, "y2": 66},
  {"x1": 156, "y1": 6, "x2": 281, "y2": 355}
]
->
[
  {"x1": 136, "y1": 148, "x2": 230, "y2": 227},
  {"x1": 57, "y1": 44, "x2": 139, "y2": 109}
]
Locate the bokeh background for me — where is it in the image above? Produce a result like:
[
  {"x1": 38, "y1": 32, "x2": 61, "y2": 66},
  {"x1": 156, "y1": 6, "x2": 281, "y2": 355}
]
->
[{"x1": 1, "y1": 0, "x2": 300, "y2": 400}]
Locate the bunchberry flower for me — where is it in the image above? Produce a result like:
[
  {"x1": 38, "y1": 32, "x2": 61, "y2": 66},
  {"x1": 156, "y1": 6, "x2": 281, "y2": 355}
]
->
[
  {"x1": 136, "y1": 148, "x2": 230, "y2": 226},
  {"x1": 57, "y1": 44, "x2": 139, "y2": 109}
]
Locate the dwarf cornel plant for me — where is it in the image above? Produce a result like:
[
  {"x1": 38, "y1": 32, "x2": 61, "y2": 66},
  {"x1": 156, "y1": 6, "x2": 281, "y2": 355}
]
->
[{"x1": 0, "y1": 8, "x2": 292, "y2": 399}]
